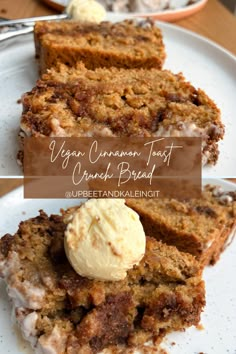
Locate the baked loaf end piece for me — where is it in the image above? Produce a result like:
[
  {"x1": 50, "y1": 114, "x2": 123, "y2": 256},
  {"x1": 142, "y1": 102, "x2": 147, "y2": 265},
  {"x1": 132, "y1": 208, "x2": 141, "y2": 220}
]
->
[
  {"x1": 0, "y1": 209, "x2": 205, "y2": 353},
  {"x1": 20, "y1": 62, "x2": 224, "y2": 165},
  {"x1": 34, "y1": 19, "x2": 166, "y2": 73},
  {"x1": 126, "y1": 184, "x2": 236, "y2": 267}
]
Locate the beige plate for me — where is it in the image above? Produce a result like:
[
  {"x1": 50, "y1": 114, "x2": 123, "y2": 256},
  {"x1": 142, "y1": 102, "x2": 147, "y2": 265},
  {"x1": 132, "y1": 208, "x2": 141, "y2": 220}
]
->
[{"x1": 40, "y1": 0, "x2": 208, "y2": 22}]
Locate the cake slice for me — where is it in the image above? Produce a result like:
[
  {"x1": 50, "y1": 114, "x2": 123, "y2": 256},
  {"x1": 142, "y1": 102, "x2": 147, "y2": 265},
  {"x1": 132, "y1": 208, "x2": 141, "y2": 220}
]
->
[
  {"x1": 0, "y1": 208, "x2": 205, "y2": 353},
  {"x1": 19, "y1": 62, "x2": 223, "y2": 166},
  {"x1": 126, "y1": 184, "x2": 236, "y2": 267},
  {"x1": 34, "y1": 19, "x2": 166, "y2": 73}
]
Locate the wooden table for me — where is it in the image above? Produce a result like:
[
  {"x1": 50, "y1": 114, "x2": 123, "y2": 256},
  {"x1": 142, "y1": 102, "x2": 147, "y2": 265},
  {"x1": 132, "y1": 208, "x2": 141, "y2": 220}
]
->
[{"x1": 0, "y1": 0, "x2": 236, "y2": 55}]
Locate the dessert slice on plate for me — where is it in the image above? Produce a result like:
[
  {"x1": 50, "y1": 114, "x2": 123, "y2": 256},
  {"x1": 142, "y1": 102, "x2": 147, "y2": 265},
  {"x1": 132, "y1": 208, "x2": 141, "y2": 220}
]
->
[
  {"x1": 0, "y1": 199, "x2": 205, "y2": 353},
  {"x1": 19, "y1": 62, "x2": 223, "y2": 166},
  {"x1": 126, "y1": 184, "x2": 236, "y2": 267},
  {"x1": 34, "y1": 19, "x2": 166, "y2": 73}
]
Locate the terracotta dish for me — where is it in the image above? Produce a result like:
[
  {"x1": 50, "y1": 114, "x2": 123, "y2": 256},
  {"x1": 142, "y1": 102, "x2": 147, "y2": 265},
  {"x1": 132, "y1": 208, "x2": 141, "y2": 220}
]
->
[{"x1": 40, "y1": 0, "x2": 208, "y2": 22}]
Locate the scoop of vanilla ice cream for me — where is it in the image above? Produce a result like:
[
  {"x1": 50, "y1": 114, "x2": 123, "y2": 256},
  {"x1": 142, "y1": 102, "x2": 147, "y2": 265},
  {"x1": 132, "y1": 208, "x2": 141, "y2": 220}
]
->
[
  {"x1": 66, "y1": 0, "x2": 106, "y2": 23},
  {"x1": 64, "y1": 199, "x2": 146, "y2": 281}
]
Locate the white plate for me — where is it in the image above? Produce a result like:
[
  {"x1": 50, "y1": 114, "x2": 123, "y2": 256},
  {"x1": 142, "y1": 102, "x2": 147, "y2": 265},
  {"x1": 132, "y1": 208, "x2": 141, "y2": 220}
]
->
[
  {"x1": 0, "y1": 178, "x2": 236, "y2": 353},
  {"x1": 0, "y1": 18, "x2": 236, "y2": 177}
]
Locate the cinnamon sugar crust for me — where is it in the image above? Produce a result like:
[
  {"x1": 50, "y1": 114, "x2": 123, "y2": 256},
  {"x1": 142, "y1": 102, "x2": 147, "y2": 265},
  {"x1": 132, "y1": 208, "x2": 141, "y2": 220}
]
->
[
  {"x1": 19, "y1": 62, "x2": 223, "y2": 166},
  {"x1": 0, "y1": 209, "x2": 205, "y2": 353}
]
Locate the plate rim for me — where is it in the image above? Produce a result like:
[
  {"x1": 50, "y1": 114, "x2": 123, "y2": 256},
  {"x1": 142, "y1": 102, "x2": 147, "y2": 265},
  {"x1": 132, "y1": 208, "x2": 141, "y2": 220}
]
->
[{"x1": 158, "y1": 20, "x2": 236, "y2": 62}]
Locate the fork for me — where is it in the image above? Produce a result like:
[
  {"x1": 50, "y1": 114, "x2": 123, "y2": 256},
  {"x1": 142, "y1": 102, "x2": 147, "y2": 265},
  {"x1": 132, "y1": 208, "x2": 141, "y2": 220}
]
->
[{"x1": 0, "y1": 13, "x2": 69, "y2": 42}]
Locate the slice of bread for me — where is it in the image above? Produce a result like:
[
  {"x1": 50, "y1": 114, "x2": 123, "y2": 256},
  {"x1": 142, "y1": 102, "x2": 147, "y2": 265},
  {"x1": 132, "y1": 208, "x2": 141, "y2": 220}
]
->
[
  {"x1": 0, "y1": 208, "x2": 205, "y2": 353},
  {"x1": 34, "y1": 19, "x2": 166, "y2": 73},
  {"x1": 20, "y1": 62, "x2": 223, "y2": 165},
  {"x1": 126, "y1": 184, "x2": 236, "y2": 267}
]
